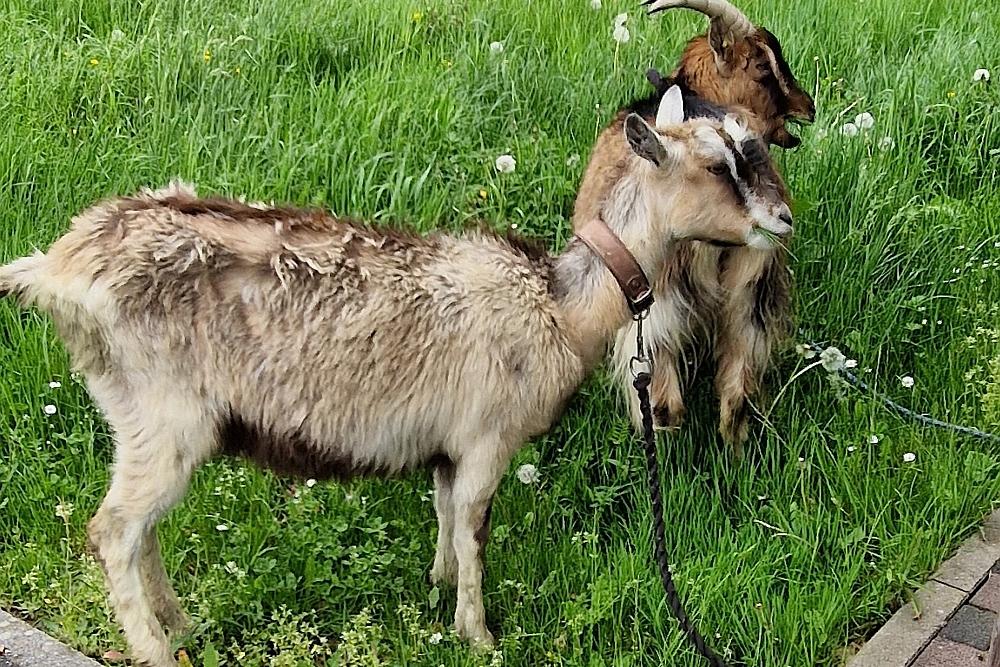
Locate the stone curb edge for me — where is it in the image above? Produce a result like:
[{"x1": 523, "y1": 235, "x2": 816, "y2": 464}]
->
[
  {"x1": 0, "y1": 611, "x2": 99, "y2": 667},
  {"x1": 848, "y1": 508, "x2": 1000, "y2": 667}
]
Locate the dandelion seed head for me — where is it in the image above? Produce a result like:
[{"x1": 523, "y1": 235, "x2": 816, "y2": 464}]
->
[
  {"x1": 820, "y1": 346, "x2": 847, "y2": 373},
  {"x1": 869, "y1": 435, "x2": 880, "y2": 445},
  {"x1": 305, "y1": 478, "x2": 317, "y2": 488},
  {"x1": 215, "y1": 524, "x2": 229, "y2": 532},
  {"x1": 902, "y1": 452, "x2": 916, "y2": 463},
  {"x1": 612, "y1": 25, "x2": 630, "y2": 44},
  {"x1": 840, "y1": 122, "x2": 859, "y2": 137},
  {"x1": 495, "y1": 154, "x2": 516, "y2": 174},
  {"x1": 973, "y1": 68, "x2": 990, "y2": 82},
  {"x1": 590, "y1": 0, "x2": 602, "y2": 8},
  {"x1": 847, "y1": 446, "x2": 856, "y2": 453},
  {"x1": 516, "y1": 463, "x2": 540, "y2": 485},
  {"x1": 430, "y1": 632, "x2": 443, "y2": 644},
  {"x1": 48, "y1": 381, "x2": 61, "y2": 389},
  {"x1": 854, "y1": 112, "x2": 875, "y2": 130},
  {"x1": 900, "y1": 375, "x2": 915, "y2": 389},
  {"x1": 613, "y1": 12, "x2": 628, "y2": 27},
  {"x1": 879, "y1": 136, "x2": 895, "y2": 150},
  {"x1": 43, "y1": 404, "x2": 57, "y2": 415},
  {"x1": 489, "y1": 41, "x2": 504, "y2": 55}
]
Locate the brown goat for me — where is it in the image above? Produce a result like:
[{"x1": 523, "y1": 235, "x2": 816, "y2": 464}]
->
[
  {"x1": 578, "y1": 0, "x2": 815, "y2": 453},
  {"x1": 1, "y1": 94, "x2": 791, "y2": 665}
]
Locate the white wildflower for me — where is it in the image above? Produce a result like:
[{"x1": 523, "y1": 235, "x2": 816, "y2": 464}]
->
[
  {"x1": 55, "y1": 502, "x2": 74, "y2": 521},
  {"x1": 516, "y1": 463, "x2": 540, "y2": 485},
  {"x1": 613, "y1": 12, "x2": 628, "y2": 27},
  {"x1": 48, "y1": 381, "x2": 62, "y2": 389},
  {"x1": 973, "y1": 68, "x2": 990, "y2": 82},
  {"x1": 305, "y1": 478, "x2": 317, "y2": 488},
  {"x1": 902, "y1": 452, "x2": 916, "y2": 463},
  {"x1": 819, "y1": 346, "x2": 847, "y2": 373},
  {"x1": 43, "y1": 404, "x2": 57, "y2": 415},
  {"x1": 879, "y1": 136, "x2": 895, "y2": 150},
  {"x1": 429, "y1": 632, "x2": 443, "y2": 645},
  {"x1": 868, "y1": 435, "x2": 880, "y2": 445},
  {"x1": 110, "y1": 29, "x2": 125, "y2": 42},
  {"x1": 215, "y1": 524, "x2": 229, "y2": 532},
  {"x1": 845, "y1": 359, "x2": 858, "y2": 369},
  {"x1": 489, "y1": 41, "x2": 504, "y2": 55},
  {"x1": 854, "y1": 112, "x2": 875, "y2": 130},
  {"x1": 590, "y1": 0, "x2": 601, "y2": 8},
  {"x1": 495, "y1": 154, "x2": 516, "y2": 174},
  {"x1": 900, "y1": 375, "x2": 915, "y2": 389},
  {"x1": 840, "y1": 122, "x2": 859, "y2": 137},
  {"x1": 847, "y1": 446, "x2": 856, "y2": 453},
  {"x1": 612, "y1": 25, "x2": 630, "y2": 44}
]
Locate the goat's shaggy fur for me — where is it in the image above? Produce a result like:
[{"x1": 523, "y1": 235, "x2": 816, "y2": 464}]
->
[{"x1": 1, "y1": 99, "x2": 791, "y2": 665}]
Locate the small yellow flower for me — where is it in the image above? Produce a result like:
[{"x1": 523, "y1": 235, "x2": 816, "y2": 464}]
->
[
  {"x1": 203, "y1": 48, "x2": 212, "y2": 63},
  {"x1": 478, "y1": 189, "x2": 488, "y2": 199},
  {"x1": 441, "y1": 58, "x2": 453, "y2": 69},
  {"x1": 411, "y1": 10, "x2": 423, "y2": 23},
  {"x1": 234, "y1": 66, "x2": 241, "y2": 75},
  {"x1": 947, "y1": 90, "x2": 956, "y2": 98},
  {"x1": 89, "y1": 58, "x2": 99, "y2": 66}
]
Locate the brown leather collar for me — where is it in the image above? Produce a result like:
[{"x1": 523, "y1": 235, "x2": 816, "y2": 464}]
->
[{"x1": 575, "y1": 216, "x2": 654, "y2": 315}]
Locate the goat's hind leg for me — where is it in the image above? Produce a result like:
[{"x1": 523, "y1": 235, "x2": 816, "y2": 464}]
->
[{"x1": 430, "y1": 460, "x2": 458, "y2": 587}]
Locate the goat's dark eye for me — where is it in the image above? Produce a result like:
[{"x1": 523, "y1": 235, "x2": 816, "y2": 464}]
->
[{"x1": 707, "y1": 164, "x2": 729, "y2": 176}]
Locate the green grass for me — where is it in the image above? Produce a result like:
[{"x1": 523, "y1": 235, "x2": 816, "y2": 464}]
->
[{"x1": 1, "y1": 0, "x2": 999, "y2": 665}]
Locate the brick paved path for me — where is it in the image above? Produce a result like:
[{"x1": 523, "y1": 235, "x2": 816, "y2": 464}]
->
[{"x1": 911, "y1": 559, "x2": 1000, "y2": 666}]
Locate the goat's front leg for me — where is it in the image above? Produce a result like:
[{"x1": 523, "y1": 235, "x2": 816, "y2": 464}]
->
[
  {"x1": 450, "y1": 448, "x2": 504, "y2": 648},
  {"x1": 648, "y1": 345, "x2": 686, "y2": 430},
  {"x1": 430, "y1": 461, "x2": 458, "y2": 587},
  {"x1": 715, "y1": 252, "x2": 789, "y2": 456}
]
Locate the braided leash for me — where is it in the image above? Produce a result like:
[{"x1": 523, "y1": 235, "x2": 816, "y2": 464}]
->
[
  {"x1": 806, "y1": 342, "x2": 1000, "y2": 443},
  {"x1": 634, "y1": 371, "x2": 733, "y2": 666},
  {"x1": 630, "y1": 312, "x2": 734, "y2": 666}
]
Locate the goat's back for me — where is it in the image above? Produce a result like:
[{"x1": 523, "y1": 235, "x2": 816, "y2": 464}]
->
[{"x1": 5, "y1": 182, "x2": 584, "y2": 478}]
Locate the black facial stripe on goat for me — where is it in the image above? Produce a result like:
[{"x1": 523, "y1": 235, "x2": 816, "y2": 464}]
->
[{"x1": 760, "y1": 29, "x2": 798, "y2": 88}]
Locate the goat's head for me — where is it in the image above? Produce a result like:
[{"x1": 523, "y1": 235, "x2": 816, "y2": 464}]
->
[
  {"x1": 645, "y1": 0, "x2": 815, "y2": 148},
  {"x1": 625, "y1": 86, "x2": 792, "y2": 249}
]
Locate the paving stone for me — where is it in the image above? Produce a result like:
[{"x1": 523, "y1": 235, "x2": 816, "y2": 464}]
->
[
  {"x1": 973, "y1": 573, "x2": 1000, "y2": 613},
  {"x1": 0, "y1": 612, "x2": 98, "y2": 667},
  {"x1": 847, "y1": 580, "x2": 967, "y2": 667},
  {"x1": 934, "y1": 510, "x2": 1000, "y2": 592},
  {"x1": 912, "y1": 637, "x2": 985, "y2": 667},
  {"x1": 941, "y1": 605, "x2": 996, "y2": 651}
]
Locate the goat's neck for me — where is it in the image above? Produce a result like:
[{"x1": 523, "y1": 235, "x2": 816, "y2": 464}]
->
[{"x1": 553, "y1": 172, "x2": 671, "y2": 367}]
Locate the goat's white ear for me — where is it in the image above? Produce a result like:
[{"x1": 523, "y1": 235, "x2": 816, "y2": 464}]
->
[
  {"x1": 655, "y1": 85, "x2": 684, "y2": 130},
  {"x1": 624, "y1": 113, "x2": 669, "y2": 167},
  {"x1": 723, "y1": 114, "x2": 748, "y2": 143}
]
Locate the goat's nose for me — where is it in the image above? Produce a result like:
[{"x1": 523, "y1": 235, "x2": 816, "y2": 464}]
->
[{"x1": 779, "y1": 211, "x2": 793, "y2": 227}]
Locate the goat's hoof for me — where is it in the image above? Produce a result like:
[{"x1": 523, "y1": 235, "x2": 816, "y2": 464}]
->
[{"x1": 652, "y1": 404, "x2": 685, "y2": 430}]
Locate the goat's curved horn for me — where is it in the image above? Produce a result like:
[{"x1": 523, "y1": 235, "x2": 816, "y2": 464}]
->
[{"x1": 642, "y1": 0, "x2": 754, "y2": 39}]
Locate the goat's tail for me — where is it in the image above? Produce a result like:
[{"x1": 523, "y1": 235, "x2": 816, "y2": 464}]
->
[{"x1": 0, "y1": 251, "x2": 52, "y2": 305}]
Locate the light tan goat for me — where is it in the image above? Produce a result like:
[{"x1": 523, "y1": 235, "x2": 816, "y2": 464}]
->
[
  {"x1": 581, "y1": 0, "x2": 813, "y2": 454},
  {"x1": 1, "y1": 89, "x2": 790, "y2": 666}
]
